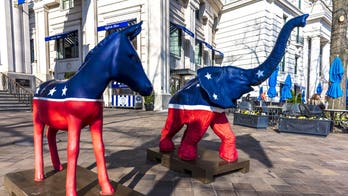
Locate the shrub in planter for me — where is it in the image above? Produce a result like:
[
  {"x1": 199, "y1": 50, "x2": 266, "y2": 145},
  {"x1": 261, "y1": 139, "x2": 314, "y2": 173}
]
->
[
  {"x1": 278, "y1": 116, "x2": 333, "y2": 136},
  {"x1": 144, "y1": 93, "x2": 154, "y2": 111}
]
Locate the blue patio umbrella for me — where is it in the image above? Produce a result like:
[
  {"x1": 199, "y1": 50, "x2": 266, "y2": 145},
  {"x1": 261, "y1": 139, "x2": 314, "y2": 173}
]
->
[
  {"x1": 280, "y1": 74, "x2": 292, "y2": 102},
  {"x1": 326, "y1": 56, "x2": 344, "y2": 99},
  {"x1": 316, "y1": 82, "x2": 322, "y2": 95},
  {"x1": 267, "y1": 67, "x2": 279, "y2": 98},
  {"x1": 301, "y1": 89, "x2": 306, "y2": 103},
  {"x1": 258, "y1": 86, "x2": 264, "y2": 100}
]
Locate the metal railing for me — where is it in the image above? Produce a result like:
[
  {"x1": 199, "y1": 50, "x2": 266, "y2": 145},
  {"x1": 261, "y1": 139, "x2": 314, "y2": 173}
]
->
[{"x1": 0, "y1": 73, "x2": 34, "y2": 110}]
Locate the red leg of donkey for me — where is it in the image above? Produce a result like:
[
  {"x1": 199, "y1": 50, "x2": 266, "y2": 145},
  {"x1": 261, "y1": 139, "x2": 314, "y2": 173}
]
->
[
  {"x1": 47, "y1": 127, "x2": 63, "y2": 171},
  {"x1": 66, "y1": 117, "x2": 82, "y2": 196},
  {"x1": 90, "y1": 119, "x2": 114, "y2": 195},
  {"x1": 159, "y1": 108, "x2": 185, "y2": 152},
  {"x1": 210, "y1": 113, "x2": 238, "y2": 162},
  {"x1": 33, "y1": 101, "x2": 45, "y2": 181}
]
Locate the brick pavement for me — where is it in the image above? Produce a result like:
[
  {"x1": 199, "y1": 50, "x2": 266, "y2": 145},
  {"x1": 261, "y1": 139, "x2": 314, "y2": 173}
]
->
[{"x1": 1, "y1": 109, "x2": 348, "y2": 195}]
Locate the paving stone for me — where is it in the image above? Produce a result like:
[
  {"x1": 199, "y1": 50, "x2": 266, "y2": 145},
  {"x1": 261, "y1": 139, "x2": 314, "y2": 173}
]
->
[{"x1": 1, "y1": 111, "x2": 348, "y2": 195}]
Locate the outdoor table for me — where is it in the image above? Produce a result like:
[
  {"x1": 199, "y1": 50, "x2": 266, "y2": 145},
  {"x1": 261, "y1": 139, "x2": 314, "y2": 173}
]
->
[
  {"x1": 323, "y1": 109, "x2": 348, "y2": 129},
  {"x1": 255, "y1": 105, "x2": 283, "y2": 126}
]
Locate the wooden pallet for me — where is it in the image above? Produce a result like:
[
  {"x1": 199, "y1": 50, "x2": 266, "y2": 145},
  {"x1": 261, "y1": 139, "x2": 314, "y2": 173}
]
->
[
  {"x1": 147, "y1": 147, "x2": 249, "y2": 183},
  {"x1": 4, "y1": 164, "x2": 143, "y2": 196}
]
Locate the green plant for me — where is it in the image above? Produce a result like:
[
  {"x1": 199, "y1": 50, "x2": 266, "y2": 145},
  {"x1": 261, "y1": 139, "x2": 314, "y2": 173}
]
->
[{"x1": 144, "y1": 92, "x2": 154, "y2": 104}]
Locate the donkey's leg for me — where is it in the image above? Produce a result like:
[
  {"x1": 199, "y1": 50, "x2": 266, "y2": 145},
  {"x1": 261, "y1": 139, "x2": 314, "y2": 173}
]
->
[
  {"x1": 90, "y1": 119, "x2": 114, "y2": 195},
  {"x1": 33, "y1": 120, "x2": 45, "y2": 181},
  {"x1": 160, "y1": 108, "x2": 184, "y2": 152},
  {"x1": 33, "y1": 102, "x2": 45, "y2": 181},
  {"x1": 66, "y1": 117, "x2": 82, "y2": 196},
  {"x1": 178, "y1": 110, "x2": 213, "y2": 160},
  {"x1": 210, "y1": 112, "x2": 238, "y2": 162},
  {"x1": 46, "y1": 127, "x2": 63, "y2": 171}
]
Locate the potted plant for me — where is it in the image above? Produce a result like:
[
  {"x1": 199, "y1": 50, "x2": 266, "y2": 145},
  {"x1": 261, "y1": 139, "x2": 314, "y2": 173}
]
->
[
  {"x1": 233, "y1": 101, "x2": 269, "y2": 129},
  {"x1": 144, "y1": 92, "x2": 154, "y2": 111}
]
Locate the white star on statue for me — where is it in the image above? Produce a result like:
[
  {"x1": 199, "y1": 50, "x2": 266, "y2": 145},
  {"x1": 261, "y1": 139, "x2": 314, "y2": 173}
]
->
[
  {"x1": 213, "y1": 93, "x2": 218, "y2": 100},
  {"x1": 62, "y1": 86, "x2": 68, "y2": 96},
  {"x1": 205, "y1": 72, "x2": 212, "y2": 80},
  {"x1": 35, "y1": 87, "x2": 40, "y2": 94},
  {"x1": 256, "y1": 70, "x2": 264, "y2": 78},
  {"x1": 196, "y1": 83, "x2": 200, "y2": 87},
  {"x1": 48, "y1": 87, "x2": 56, "y2": 96}
]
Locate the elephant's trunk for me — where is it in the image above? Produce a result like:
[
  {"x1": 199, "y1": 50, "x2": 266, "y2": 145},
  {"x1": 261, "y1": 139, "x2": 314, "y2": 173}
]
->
[{"x1": 248, "y1": 14, "x2": 309, "y2": 85}]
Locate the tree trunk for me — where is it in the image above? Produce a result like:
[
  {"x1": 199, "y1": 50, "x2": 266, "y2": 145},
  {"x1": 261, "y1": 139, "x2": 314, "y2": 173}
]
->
[{"x1": 329, "y1": 0, "x2": 348, "y2": 109}]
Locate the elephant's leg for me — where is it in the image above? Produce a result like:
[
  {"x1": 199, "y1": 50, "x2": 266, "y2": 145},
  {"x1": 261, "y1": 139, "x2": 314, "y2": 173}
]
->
[
  {"x1": 46, "y1": 127, "x2": 63, "y2": 171},
  {"x1": 178, "y1": 110, "x2": 213, "y2": 160},
  {"x1": 159, "y1": 108, "x2": 184, "y2": 152},
  {"x1": 90, "y1": 119, "x2": 114, "y2": 195},
  {"x1": 210, "y1": 112, "x2": 238, "y2": 162},
  {"x1": 66, "y1": 117, "x2": 82, "y2": 196}
]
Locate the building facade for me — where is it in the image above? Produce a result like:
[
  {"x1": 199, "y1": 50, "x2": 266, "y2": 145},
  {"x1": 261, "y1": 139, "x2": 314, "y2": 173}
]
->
[
  {"x1": 0, "y1": 0, "x2": 223, "y2": 110},
  {"x1": 217, "y1": 0, "x2": 332, "y2": 102},
  {"x1": 0, "y1": 0, "x2": 334, "y2": 109}
]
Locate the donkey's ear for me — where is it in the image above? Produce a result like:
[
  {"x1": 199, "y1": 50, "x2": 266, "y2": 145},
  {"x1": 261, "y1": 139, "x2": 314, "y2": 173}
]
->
[{"x1": 124, "y1": 21, "x2": 143, "y2": 40}]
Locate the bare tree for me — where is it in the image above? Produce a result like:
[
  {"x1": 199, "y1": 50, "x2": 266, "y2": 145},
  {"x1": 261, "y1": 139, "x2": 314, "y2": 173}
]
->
[{"x1": 329, "y1": 0, "x2": 348, "y2": 109}]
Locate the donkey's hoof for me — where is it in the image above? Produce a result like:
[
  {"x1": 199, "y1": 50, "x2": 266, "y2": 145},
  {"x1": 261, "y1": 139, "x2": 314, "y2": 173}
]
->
[
  {"x1": 54, "y1": 164, "x2": 64, "y2": 172},
  {"x1": 159, "y1": 139, "x2": 175, "y2": 152}
]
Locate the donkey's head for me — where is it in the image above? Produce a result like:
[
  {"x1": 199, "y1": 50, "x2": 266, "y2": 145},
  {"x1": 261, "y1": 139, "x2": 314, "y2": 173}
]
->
[{"x1": 110, "y1": 22, "x2": 153, "y2": 96}]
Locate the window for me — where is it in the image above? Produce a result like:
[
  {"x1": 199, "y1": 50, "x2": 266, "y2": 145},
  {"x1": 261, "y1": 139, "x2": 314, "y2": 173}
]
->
[
  {"x1": 62, "y1": 0, "x2": 74, "y2": 9},
  {"x1": 170, "y1": 23, "x2": 182, "y2": 58},
  {"x1": 295, "y1": 57, "x2": 298, "y2": 75},
  {"x1": 280, "y1": 56, "x2": 285, "y2": 72},
  {"x1": 195, "y1": 41, "x2": 202, "y2": 65},
  {"x1": 56, "y1": 30, "x2": 79, "y2": 60},
  {"x1": 30, "y1": 39, "x2": 35, "y2": 63}
]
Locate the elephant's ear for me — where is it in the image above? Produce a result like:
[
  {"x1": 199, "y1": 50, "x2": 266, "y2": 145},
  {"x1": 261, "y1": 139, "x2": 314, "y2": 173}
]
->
[{"x1": 197, "y1": 66, "x2": 254, "y2": 108}]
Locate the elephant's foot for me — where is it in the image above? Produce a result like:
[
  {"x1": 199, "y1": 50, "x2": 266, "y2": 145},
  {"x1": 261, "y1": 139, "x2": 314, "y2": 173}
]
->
[
  {"x1": 178, "y1": 144, "x2": 197, "y2": 160},
  {"x1": 66, "y1": 189, "x2": 77, "y2": 196},
  {"x1": 159, "y1": 138, "x2": 175, "y2": 152},
  {"x1": 219, "y1": 142, "x2": 238, "y2": 162},
  {"x1": 34, "y1": 170, "x2": 45, "y2": 181}
]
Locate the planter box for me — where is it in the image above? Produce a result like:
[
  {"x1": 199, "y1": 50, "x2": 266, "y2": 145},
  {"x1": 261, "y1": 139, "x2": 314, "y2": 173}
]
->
[
  {"x1": 233, "y1": 113, "x2": 269, "y2": 129},
  {"x1": 278, "y1": 117, "x2": 333, "y2": 136}
]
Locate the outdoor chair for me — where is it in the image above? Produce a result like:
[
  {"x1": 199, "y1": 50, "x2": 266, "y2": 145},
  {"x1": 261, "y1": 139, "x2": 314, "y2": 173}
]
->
[{"x1": 298, "y1": 104, "x2": 324, "y2": 118}]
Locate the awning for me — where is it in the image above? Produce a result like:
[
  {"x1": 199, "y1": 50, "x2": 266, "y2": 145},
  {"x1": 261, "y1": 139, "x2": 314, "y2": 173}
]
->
[
  {"x1": 196, "y1": 39, "x2": 224, "y2": 57},
  {"x1": 213, "y1": 49, "x2": 224, "y2": 57},
  {"x1": 45, "y1": 30, "x2": 78, "y2": 42},
  {"x1": 97, "y1": 21, "x2": 129, "y2": 32},
  {"x1": 170, "y1": 22, "x2": 194, "y2": 38}
]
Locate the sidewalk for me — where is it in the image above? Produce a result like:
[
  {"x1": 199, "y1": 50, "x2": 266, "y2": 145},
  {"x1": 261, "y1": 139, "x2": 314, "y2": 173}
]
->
[{"x1": 1, "y1": 109, "x2": 348, "y2": 195}]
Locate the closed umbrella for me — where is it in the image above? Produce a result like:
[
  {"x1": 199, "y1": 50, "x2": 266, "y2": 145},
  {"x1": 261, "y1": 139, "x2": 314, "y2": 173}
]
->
[
  {"x1": 267, "y1": 67, "x2": 278, "y2": 98},
  {"x1": 326, "y1": 56, "x2": 344, "y2": 108},
  {"x1": 258, "y1": 86, "x2": 263, "y2": 101},
  {"x1": 280, "y1": 74, "x2": 292, "y2": 102},
  {"x1": 316, "y1": 82, "x2": 322, "y2": 95},
  {"x1": 301, "y1": 89, "x2": 306, "y2": 103}
]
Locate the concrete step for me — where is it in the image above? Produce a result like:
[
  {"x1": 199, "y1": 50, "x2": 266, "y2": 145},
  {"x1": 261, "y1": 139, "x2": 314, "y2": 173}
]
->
[{"x1": 0, "y1": 90, "x2": 32, "y2": 111}]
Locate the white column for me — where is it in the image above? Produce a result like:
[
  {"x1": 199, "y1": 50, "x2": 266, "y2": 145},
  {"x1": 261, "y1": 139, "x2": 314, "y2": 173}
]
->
[
  {"x1": 33, "y1": 4, "x2": 49, "y2": 81},
  {"x1": 0, "y1": 0, "x2": 14, "y2": 72},
  {"x1": 23, "y1": 3, "x2": 31, "y2": 74},
  {"x1": 148, "y1": 0, "x2": 170, "y2": 110},
  {"x1": 309, "y1": 36, "x2": 321, "y2": 97},
  {"x1": 12, "y1": 4, "x2": 24, "y2": 73},
  {"x1": 81, "y1": 0, "x2": 97, "y2": 60},
  {"x1": 321, "y1": 42, "x2": 330, "y2": 90},
  {"x1": 302, "y1": 37, "x2": 309, "y2": 100}
]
